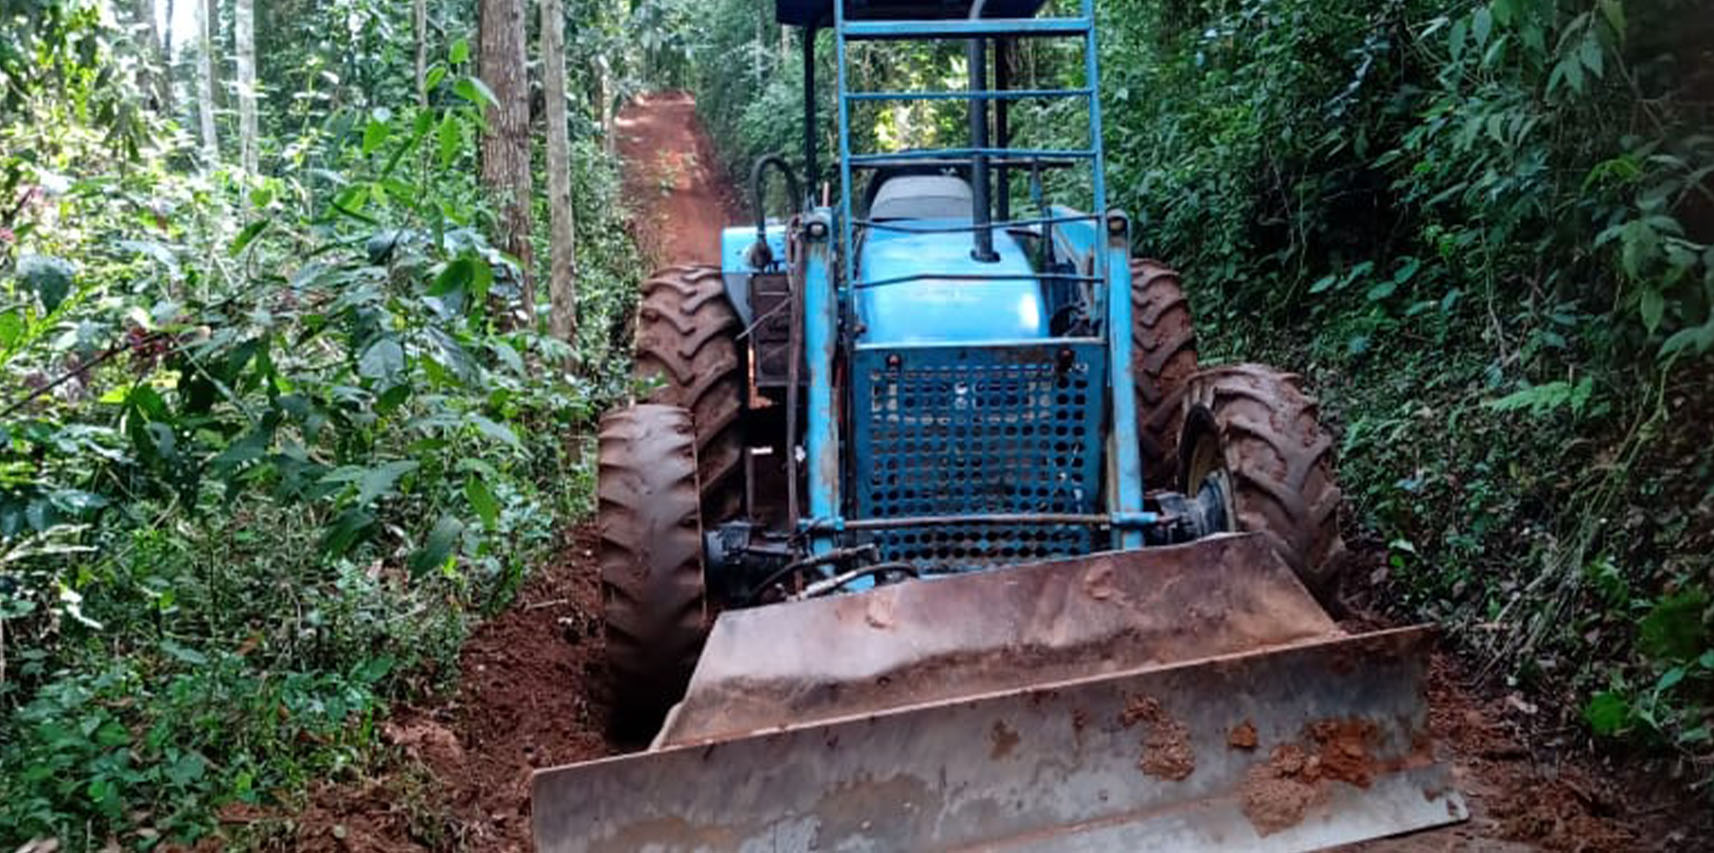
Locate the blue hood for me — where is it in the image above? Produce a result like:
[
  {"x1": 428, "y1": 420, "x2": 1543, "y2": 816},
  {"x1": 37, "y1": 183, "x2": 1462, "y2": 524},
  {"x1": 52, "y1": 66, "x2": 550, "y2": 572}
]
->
[{"x1": 854, "y1": 221, "x2": 1048, "y2": 345}]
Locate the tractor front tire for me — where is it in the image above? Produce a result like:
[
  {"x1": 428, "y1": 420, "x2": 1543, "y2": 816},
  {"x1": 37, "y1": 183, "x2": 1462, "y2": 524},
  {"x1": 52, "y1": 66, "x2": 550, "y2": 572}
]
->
[
  {"x1": 1179, "y1": 365, "x2": 1347, "y2": 606},
  {"x1": 633, "y1": 264, "x2": 745, "y2": 523},
  {"x1": 1131, "y1": 259, "x2": 1199, "y2": 490},
  {"x1": 597, "y1": 404, "x2": 709, "y2": 736}
]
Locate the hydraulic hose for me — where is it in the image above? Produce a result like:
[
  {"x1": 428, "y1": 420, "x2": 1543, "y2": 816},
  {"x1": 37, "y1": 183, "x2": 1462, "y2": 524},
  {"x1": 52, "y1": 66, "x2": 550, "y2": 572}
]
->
[{"x1": 747, "y1": 154, "x2": 803, "y2": 268}]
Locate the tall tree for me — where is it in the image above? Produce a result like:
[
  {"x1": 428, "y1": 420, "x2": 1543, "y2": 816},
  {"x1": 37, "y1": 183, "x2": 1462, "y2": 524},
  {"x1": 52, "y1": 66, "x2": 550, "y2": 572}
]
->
[
  {"x1": 132, "y1": 0, "x2": 171, "y2": 112},
  {"x1": 541, "y1": 0, "x2": 577, "y2": 351},
  {"x1": 236, "y1": 0, "x2": 258, "y2": 175},
  {"x1": 195, "y1": 0, "x2": 219, "y2": 168},
  {"x1": 478, "y1": 0, "x2": 535, "y2": 325},
  {"x1": 415, "y1": 0, "x2": 429, "y2": 107}
]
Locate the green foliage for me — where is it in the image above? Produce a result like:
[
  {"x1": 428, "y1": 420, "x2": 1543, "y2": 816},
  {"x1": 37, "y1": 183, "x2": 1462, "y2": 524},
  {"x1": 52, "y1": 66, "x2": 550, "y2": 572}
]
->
[{"x1": 0, "y1": 2, "x2": 649, "y2": 847}]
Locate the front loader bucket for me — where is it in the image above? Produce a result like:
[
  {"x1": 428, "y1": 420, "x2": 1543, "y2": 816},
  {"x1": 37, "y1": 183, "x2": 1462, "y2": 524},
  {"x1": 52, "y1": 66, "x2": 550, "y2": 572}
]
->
[{"x1": 533, "y1": 535, "x2": 1466, "y2": 851}]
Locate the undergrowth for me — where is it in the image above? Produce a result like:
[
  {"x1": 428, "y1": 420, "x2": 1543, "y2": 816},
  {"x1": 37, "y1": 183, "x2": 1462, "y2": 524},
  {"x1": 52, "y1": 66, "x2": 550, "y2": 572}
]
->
[{"x1": 1, "y1": 11, "x2": 645, "y2": 847}]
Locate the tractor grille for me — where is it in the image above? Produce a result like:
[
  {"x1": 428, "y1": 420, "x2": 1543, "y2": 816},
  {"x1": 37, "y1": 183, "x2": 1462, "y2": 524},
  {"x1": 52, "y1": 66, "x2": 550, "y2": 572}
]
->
[{"x1": 851, "y1": 342, "x2": 1108, "y2": 572}]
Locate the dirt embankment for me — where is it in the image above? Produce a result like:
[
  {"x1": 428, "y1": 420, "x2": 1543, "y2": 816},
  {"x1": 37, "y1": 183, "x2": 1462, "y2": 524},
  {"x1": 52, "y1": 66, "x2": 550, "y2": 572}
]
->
[{"x1": 276, "y1": 528, "x2": 612, "y2": 853}]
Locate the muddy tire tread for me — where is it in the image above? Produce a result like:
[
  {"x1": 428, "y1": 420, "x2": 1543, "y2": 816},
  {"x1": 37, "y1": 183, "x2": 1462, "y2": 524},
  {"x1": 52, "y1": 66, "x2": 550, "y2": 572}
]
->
[
  {"x1": 1131, "y1": 259, "x2": 1199, "y2": 489},
  {"x1": 597, "y1": 404, "x2": 708, "y2": 728},
  {"x1": 1183, "y1": 364, "x2": 1346, "y2": 602},
  {"x1": 633, "y1": 264, "x2": 744, "y2": 522}
]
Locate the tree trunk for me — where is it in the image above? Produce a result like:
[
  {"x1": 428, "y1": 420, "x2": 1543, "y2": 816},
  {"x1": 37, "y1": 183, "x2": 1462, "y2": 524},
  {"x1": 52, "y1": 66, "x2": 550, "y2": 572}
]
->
[
  {"x1": 598, "y1": 56, "x2": 615, "y2": 156},
  {"x1": 163, "y1": 0, "x2": 176, "y2": 108},
  {"x1": 415, "y1": 0, "x2": 429, "y2": 107},
  {"x1": 196, "y1": 0, "x2": 219, "y2": 169},
  {"x1": 236, "y1": 0, "x2": 258, "y2": 176},
  {"x1": 478, "y1": 0, "x2": 535, "y2": 327},
  {"x1": 541, "y1": 0, "x2": 578, "y2": 355},
  {"x1": 133, "y1": 0, "x2": 171, "y2": 112}
]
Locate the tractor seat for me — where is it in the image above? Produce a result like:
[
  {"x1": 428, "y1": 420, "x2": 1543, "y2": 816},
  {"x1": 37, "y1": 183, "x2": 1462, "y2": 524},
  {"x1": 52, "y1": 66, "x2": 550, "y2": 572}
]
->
[{"x1": 869, "y1": 174, "x2": 973, "y2": 221}]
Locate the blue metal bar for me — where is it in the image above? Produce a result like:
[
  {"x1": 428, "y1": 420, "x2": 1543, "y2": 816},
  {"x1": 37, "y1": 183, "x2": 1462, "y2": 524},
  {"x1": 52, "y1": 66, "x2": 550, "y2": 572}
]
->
[
  {"x1": 803, "y1": 212, "x2": 840, "y2": 555},
  {"x1": 1082, "y1": 0, "x2": 1109, "y2": 293},
  {"x1": 845, "y1": 87, "x2": 1093, "y2": 102},
  {"x1": 1105, "y1": 237, "x2": 1144, "y2": 550},
  {"x1": 835, "y1": 0, "x2": 855, "y2": 303},
  {"x1": 855, "y1": 271, "x2": 1101, "y2": 290},
  {"x1": 849, "y1": 147, "x2": 1094, "y2": 164},
  {"x1": 840, "y1": 17, "x2": 1092, "y2": 39},
  {"x1": 855, "y1": 212, "x2": 1100, "y2": 234},
  {"x1": 854, "y1": 336, "x2": 1102, "y2": 353}
]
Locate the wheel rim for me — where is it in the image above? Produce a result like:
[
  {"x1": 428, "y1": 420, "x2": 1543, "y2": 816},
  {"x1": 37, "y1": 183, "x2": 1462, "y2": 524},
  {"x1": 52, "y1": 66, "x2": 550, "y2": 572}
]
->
[{"x1": 1182, "y1": 410, "x2": 1236, "y2": 534}]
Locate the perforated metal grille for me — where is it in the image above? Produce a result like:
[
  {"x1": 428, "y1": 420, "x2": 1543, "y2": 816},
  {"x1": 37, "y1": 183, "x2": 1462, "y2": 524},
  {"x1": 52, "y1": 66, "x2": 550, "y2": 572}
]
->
[{"x1": 851, "y1": 342, "x2": 1108, "y2": 572}]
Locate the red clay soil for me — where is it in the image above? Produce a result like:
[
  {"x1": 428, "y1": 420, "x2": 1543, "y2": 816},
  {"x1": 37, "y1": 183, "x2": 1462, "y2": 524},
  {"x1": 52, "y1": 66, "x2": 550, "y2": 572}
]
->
[
  {"x1": 271, "y1": 93, "x2": 1713, "y2": 852},
  {"x1": 613, "y1": 90, "x2": 740, "y2": 266}
]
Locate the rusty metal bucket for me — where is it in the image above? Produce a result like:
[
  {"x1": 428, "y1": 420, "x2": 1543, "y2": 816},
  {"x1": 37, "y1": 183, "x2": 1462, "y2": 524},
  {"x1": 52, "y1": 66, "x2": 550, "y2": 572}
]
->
[{"x1": 532, "y1": 534, "x2": 1466, "y2": 851}]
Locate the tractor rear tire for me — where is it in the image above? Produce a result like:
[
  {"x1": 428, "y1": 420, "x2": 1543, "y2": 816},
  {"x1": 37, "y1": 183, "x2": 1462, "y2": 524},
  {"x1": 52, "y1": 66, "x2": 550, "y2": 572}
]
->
[
  {"x1": 633, "y1": 264, "x2": 745, "y2": 523},
  {"x1": 1178, "y1": 365, "x2": 1347, "y2": 607},
  {"x1": 597, "y1": 404, "x2": 709, "y2": 736},
  {"x1": 1131, "y1": 259, "x2": 1199, "y2": 490}
]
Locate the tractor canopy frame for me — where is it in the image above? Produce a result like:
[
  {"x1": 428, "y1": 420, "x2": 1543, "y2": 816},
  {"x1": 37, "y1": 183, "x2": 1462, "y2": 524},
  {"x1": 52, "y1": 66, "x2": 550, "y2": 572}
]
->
[{"x1": 771, "y1": 0, "x2": 1148, "y2": 572}]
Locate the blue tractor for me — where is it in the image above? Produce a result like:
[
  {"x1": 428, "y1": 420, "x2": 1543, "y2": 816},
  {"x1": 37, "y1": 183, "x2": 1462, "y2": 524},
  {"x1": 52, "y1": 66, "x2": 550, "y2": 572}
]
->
[{"x1": 533, "y1": 1, "x2": 1466, "y2": 849}]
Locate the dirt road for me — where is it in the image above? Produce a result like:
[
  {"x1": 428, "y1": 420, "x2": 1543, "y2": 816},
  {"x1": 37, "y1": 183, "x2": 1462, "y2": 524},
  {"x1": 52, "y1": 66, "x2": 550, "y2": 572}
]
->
[
  {"x1": 613, "y1": 90, "x2": 738, "y2": 265},
  {"x1": 285, "y1": 93, "x2": 1707, "y2": 853}
]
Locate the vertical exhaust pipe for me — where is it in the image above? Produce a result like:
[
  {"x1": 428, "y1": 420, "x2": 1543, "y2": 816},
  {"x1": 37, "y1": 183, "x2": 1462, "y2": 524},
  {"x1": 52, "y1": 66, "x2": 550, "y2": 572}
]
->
[{"x1": 968, "y1": 1, "x2": 998, "y2": 262}]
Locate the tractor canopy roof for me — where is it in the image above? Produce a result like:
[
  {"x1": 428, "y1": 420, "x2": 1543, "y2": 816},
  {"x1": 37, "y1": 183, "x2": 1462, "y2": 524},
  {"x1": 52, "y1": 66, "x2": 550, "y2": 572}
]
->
[{"x1": 775, "y1": 0, "x2": 1050, "y2": 28}]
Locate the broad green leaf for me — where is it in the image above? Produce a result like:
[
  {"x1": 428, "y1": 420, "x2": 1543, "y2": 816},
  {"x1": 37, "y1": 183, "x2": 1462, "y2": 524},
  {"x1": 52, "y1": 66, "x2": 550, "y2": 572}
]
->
[
  {"x1": 408, "y1": 515, "x2": 465, "y2": 576},
  {"x1": 1660, "y1": 319, "x2": 1714, "y2": 358},
  {"x1": 455, "y1": 76, "x2": 498, "y2": 108},
  {"x1": 356, "y1": 655, "x2": 394, "y2": 684},
  {"x1": 1448, "y1": 18, "x2": 1468, "y2": 61},
  {"x1": 425, "y1": 65, "x2": 448, "y2": 91},
  {"x1": 1490, "y1": 0, "x2": 1513, "y2": 26},
  {"x1": 356, "y1": 459, "x2": 419, "y2": 506},
  {"x1": 0, "y1": 309, "x2": 23, "y2": 347},
  {"x1": 166, "y1": 753, "x2": 207, "y2": 786},
  {"x1": 1599, "y1": 0, "x2": 1625, "y2": 37},
  {"x1": 466, "y1": 475, "x2": 500, "y2": 529},
  {"x1": 1638, "y1": 288, "x2": 1664, "y2": 333},
  {"x1": 48, "y1": 489, "x2": 109, "y2": 513},
  {"x1": 1655, "y1": 666, "x2": 1686, "y2": 693},
  {"x1": 1366, "y1": 280, "x2": 1397, "y2": 302},
  {"x1": 449, "y1": 37, "x2": 470, "y2": 64},
  {"x1": 17, "y1": 254, "x2": 74, "y2": 313},
  {"x1": 1308, "y1": 274, "x2": 1337, "y2": 294},
  {"x1": 358, "y1": 338, "x2": 405, "y2": 379},
  {"x1": 1579, "y1": 34, "x2": 1604, "y2": 78},
  {"x1": 469, "y1": 414, "x2": 522, "y2": 451},
  {"x1": 362, "y1": 118, "x2": 389, "y2": 155},
  {"x1": 1583, "y1": 690, "x2": 1629, "y2": 735},
  {"x1": 1560, "y1": 56, "x2": 1585, "y2": 94},
  {"x1": 490, "y1": 339, "x2": 525, "y2": 374},
  {"x1": 229, "y1": 220, "x2": 270, "y2": 256},
  {"x1": 321, "y1": 507, "x2": 375, "y2": 556},
  {"x1": 1639, "y1": 590, "x2": 1709, "y2": 659},
  {"x1": 438, "y1": 114, "x2": 461, "y2": 167},
  {"x1": 1472, "y1": 8, "x2": 1492, "y2": 48},
  {"x1": 161, "y1": 639, "x2": 208, "y2": 666},
  {"x1": 431, "y1": 256, "x2": 476, "y2": 298}
]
